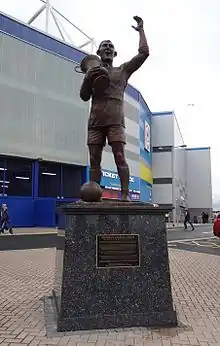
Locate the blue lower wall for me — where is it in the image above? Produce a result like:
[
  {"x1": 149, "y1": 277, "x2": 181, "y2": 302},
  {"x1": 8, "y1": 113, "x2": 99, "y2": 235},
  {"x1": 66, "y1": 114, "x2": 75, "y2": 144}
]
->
[
  {"x1": 0, "y1": 197, "x2": 79, "y2": 228},
  {"x1": 0, "y1": 159, "x2": 86, "y2": 227},
  {"x1": 0, "y1": 197, "x2": 34, "y2": 227},
  {"x1": 34, "y1": 198, "x2": 79, "y2": 227},
  {"x1": 34, "y1": 198, "x2": 57, "y2": 227}
]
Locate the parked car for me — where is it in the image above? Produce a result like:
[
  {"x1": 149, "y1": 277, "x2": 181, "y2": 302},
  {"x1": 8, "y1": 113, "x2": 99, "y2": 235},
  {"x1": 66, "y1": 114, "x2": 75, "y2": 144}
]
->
[{"x1": 213, "y1": 214, "x2": 220, "y2": 237}]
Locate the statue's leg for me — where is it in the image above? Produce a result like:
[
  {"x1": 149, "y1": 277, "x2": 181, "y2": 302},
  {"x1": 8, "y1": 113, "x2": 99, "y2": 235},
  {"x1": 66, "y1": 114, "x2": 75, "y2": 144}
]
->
[
  {"x1": 108, "y1": 126, "x2": 130, "y2": 201},
  {"x1": 87, "y1": 128, "x2": 105, "y2": 185}
]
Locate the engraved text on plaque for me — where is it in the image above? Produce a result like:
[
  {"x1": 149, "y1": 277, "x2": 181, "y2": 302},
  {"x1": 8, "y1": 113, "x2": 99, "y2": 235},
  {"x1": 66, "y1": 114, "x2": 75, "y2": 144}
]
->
[{"x1": 96, "y1": 234, "x2": 140, "y2": 268}]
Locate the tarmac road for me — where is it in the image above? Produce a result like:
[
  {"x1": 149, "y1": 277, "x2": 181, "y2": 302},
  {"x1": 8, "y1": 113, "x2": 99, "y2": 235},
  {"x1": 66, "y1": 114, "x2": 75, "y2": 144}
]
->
[
  {"x1": 1, "y1": 225, "x2": 219, "y2": 255},
  {"x1": 167, "y1": 224, "x2": 214, "y2": 241},
  {"x1": 167, "y1": 224, "x2": 220, "y2": 256}
]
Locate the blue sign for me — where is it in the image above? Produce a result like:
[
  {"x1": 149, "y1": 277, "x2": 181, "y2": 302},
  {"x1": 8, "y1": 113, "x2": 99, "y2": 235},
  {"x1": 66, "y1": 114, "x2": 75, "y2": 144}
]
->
[
  {"x1": 101, "y1": 169, "x2": 140, "y2": 193},
  {"x1": 140, "y1": 104, "x2": 152, "y2": 167}
]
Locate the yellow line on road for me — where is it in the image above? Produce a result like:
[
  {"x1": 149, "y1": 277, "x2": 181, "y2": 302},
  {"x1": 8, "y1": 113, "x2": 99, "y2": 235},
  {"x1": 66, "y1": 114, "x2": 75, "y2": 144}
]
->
[{"x1": 209, "y1": 243, "x2": 220, "y2": 248}]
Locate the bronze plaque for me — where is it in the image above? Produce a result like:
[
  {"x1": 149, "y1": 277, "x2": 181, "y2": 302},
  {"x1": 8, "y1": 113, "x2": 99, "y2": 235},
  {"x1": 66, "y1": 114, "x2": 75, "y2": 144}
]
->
[{"x1": 96, "y1": 234, "x2": 140, "y2": 268}]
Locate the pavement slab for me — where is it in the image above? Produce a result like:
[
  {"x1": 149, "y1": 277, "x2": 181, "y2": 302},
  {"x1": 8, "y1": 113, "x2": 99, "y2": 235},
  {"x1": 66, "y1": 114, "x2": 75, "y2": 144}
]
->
[{"x1": 0, "y1": 248, "x2": 219, "y2": 346}]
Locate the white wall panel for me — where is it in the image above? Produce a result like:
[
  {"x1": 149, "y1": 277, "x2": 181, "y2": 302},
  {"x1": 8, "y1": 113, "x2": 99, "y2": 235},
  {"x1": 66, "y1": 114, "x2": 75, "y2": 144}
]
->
[
  {"x1": 186, "y1": 149, "x2": 212, "y2": 209},
  {"x1": 125, "y1": 142, "x2": 140, "y2": 155},
  {"x1": 124, "y1": 93, "x2": 140, "y2": 110},
  {"x1": 152, "y1": 184, "x2": 172, "y2": 204},
  {"x1": 152, "y1": 152, "x2": 172, "y2": 178},
  {"x1": 0, "y1": 33, "x2": 141, "y2": 174},
  {"x1": 102, "y1": 151, "x2": 140, "y2": 177},
  {"x1": 0, "y1": 33, "x2": 89, "y2": 165},
  {"x1": 152, "y1": 115, "x2": 174, "y2": 147},
  {"x1": 125, "y1": 118, "x2": 139, "y2": 139}
]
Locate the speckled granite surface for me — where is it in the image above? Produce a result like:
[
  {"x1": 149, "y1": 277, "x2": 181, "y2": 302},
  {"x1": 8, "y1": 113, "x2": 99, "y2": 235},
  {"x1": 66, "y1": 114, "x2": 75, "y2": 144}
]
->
[{"x1": 54, "y1": 201, "x2": 177, "y2": 331}]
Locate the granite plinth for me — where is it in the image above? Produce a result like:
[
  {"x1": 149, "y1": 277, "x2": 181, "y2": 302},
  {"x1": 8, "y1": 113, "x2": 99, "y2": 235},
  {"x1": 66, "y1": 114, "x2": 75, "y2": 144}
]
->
[{"x1": 54, "y1": 201, "x2": 177, "y2": 332}]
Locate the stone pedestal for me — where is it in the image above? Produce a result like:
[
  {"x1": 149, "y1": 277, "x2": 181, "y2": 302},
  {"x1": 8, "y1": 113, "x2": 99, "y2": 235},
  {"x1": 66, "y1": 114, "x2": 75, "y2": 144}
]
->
[{"x1": 53, "y1": 201, "x2": 177, "y2": 332}]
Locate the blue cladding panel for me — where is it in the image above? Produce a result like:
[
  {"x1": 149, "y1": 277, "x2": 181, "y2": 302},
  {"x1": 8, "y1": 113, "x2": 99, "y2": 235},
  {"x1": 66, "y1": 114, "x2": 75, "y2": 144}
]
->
[
  {"x1": 34, "y1": 198, "x2": 57, "y2": 227},
  {"x1": 139, "y1": 100, "x2": 152, "y2": 167},
  {"x1": 34, "y1": 198, "x2": 80, "y2": 227},
  {"x1": 0, "y1": 197, "x2": 34, "y2": 227},
  {"x1": 139, "y1": 93, "x2": 151, "y2": 114},
  {"x1": 152, "y1": 111, "x2": 173, "y2": 116},
  {"x1": 125, "y1": 84, "x2": 139, "y2": 101},
  {"x1": 186, "y1": 147, "x2": 210, "y2": 151}
]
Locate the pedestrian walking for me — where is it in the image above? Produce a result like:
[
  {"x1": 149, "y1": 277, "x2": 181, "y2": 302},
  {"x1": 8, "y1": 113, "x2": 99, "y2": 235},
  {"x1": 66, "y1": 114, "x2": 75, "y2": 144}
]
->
[
  {"x1": 0, "y1": 204, "x2": 13, "y2": 234},
  {"x1": 184, "y1": 208, "x2": 194, "y2": 231}
]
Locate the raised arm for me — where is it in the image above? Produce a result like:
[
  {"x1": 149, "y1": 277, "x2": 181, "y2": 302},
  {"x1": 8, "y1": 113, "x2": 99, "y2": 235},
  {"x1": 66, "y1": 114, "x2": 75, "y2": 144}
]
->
[{"x1": 123, "y1": 16, "x2": 149, "y2": 77}]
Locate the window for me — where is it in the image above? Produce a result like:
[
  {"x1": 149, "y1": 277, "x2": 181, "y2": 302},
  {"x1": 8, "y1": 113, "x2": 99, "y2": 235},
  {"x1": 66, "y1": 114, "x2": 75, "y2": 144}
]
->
[
  {"x1": 62, "y1": 164, "x2": 83, "y2": 198},
  {"x1": 0, "y1": 156, "x2": 5, "y2": 196},
  {"x1": 5, "y1": 157, "x2": 33, "y2": 196},
  {"x1": 153, "y1": 178, "x2": 173, "y2": 184},
  {"x1": 39, "y1": 161, "x2": 61, "y2": 198}
]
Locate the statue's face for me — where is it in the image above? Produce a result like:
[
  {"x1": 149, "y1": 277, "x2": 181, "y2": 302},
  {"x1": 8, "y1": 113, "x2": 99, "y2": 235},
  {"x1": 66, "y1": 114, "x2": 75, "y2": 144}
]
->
[{"x1": 97, "y1": 40, "x2": 116, "y2": 62}]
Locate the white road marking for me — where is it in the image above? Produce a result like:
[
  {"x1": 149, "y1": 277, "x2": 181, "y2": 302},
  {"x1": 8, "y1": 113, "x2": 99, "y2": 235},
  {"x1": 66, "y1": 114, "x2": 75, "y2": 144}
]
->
[
  {"x1": 191, "y1": 240, "x2": 201, "y2": 246},
  {"x1": 168, "y1": 236, "x2": 216, "y2": 244},
  {"x1": 202, "y1": 231, "x2": 213, "y2": 234},
  {"x1": 173, "y1": 240, "x2": 214, "y2": 248}
]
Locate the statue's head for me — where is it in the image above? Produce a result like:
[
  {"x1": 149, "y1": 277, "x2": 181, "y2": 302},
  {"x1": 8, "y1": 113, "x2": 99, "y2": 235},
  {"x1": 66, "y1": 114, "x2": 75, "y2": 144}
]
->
[{"x1": 96, "y1": 40, "x2": 117, "y2": 63}]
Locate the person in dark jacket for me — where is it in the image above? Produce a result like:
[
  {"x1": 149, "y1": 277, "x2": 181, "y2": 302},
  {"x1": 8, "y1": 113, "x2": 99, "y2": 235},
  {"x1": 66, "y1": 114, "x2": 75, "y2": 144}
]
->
[
  {"x1": 184, "y1": 208, "x2": 194, "y2": 231},
  {"x1": 0, "y1": 204, "x2": 13, "y2": 234}
]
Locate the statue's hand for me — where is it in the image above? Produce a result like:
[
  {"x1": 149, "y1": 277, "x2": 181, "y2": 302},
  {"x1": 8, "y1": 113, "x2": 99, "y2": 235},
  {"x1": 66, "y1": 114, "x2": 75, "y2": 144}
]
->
[
  {"x1": 85, "y1": 66, "x2": 102, "y2": 83},
  {"x1": 132, "y1": 16, "x2": 144, "y2": 31},
  {"x1": 84, "y1": 66, "x2": 100, "y2": 87}
]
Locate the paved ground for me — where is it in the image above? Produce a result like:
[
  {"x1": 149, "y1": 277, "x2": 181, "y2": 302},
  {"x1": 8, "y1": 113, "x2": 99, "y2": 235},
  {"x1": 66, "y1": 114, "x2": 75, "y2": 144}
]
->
[{"x1": 0, "y1": 248, "x2": 219, "y2": 346}]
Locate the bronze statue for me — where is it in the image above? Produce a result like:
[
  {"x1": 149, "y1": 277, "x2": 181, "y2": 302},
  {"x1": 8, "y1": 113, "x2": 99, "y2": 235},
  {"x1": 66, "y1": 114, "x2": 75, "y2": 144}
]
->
[{"x1": 79, "y1": 16, "x2": 149, "y2": 201}]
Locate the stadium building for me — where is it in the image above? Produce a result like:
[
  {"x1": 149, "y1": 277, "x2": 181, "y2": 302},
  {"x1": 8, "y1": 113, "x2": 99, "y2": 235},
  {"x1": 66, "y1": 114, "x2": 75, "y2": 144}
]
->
[
  {"x1": 0, "y1": 11, "x2": 212, "y2": 227},
  {"x1": 152, "y1": 111, "x2": 212, "y2": 223}
]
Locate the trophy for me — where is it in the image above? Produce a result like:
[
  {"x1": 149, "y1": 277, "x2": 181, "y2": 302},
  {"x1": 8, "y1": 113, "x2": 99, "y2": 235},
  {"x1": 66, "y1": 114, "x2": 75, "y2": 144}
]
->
[{"x1": 75, "y1": 55, "x2": 110, "y2": 94}]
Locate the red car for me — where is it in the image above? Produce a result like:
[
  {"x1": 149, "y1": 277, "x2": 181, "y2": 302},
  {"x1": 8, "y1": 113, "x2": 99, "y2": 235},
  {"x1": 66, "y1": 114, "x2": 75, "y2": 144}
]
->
[{"x1": 213, "y1": 215, "x2": 220, "y2": 237}]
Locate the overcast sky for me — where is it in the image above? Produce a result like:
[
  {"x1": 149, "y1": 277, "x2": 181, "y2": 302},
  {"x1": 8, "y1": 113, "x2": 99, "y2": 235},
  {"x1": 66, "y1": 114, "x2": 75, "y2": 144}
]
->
[{"x1": 1, "y1": 0, "x2": 220, "y2": 199}]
